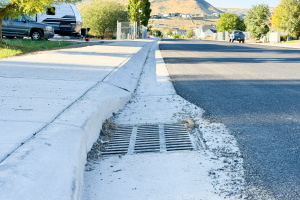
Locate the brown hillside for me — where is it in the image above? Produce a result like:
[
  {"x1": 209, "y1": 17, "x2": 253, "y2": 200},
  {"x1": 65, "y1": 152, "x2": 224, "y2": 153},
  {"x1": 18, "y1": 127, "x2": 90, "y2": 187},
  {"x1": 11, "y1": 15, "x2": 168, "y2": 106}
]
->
[
  {"x1": 77, "y1": 0, "x2": 223, "y2": 15},
  {"x1": 149, "y1": 0, "x2": 223, "y2": 15},
  {"x1": 81, "y1": 0, "x2": 223, "y2": 15}
]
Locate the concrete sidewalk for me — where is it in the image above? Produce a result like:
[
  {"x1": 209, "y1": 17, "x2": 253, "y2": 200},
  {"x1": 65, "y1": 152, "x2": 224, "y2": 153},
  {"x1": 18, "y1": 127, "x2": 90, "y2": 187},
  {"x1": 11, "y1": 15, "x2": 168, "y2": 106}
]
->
[{"x1": 0, "y1": 39, "x2": 157, "y2": 200}]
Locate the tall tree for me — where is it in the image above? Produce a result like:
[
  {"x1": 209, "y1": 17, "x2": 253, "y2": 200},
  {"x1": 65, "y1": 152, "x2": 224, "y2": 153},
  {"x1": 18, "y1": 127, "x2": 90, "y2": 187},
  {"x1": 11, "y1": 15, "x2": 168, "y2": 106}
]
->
[
  {"x1": 0, "y1": 0, "x2": 81, "y2": 43},
  {"x1": 271, "y1": 0, "x2": 300, "y2": 36},
  {"x1": 217, "y1": 13, "x2": 246, "y2": 32},
  {"x1": 245, "y1": 4, "x2": 270, "y2": 39},
  {"x1": 79, "y1": 0, "x2": 128, "y2": 38},
  {"x1": 186, "y1": 29, "x2": 193, "y2": 38},
  {"x1": 127, "y1": 0, "x2": 151, "y2": 26}
]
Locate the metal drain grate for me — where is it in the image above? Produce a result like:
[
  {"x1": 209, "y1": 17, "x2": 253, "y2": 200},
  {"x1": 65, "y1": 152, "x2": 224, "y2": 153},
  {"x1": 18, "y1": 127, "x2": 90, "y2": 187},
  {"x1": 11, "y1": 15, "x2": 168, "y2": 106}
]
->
[
  {"x1": 101, "y1": 126, "x2": 132, "y2": 156},
  {"x1": 101, "y1": 123, "x2": 194, "y2": 156},
  {"x1": 135, "y1": 125, "x2": 160, "y2": 153},
  {"x1": 164, "y1": 123, "x2": 194, "y2": 151}
]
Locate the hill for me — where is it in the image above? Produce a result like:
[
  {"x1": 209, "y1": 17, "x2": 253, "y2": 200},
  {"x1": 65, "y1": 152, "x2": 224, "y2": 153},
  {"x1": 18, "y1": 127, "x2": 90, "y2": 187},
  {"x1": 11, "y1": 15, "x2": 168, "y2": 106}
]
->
[
  {"x1": 80, "y1": 0, "x2": 223, "y2": 15},
  {"x1": 149, "y1": 0, "x2": 223, "y2": 15},
  {"x1": 217, "y1": 7, "x2": 248, "y2": 17}
]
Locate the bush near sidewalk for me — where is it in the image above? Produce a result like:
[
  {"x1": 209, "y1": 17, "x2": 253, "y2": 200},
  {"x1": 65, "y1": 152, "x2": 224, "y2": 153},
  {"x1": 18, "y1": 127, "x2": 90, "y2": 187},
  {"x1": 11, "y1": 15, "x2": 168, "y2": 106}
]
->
[{"x1": 0, "y1": 39, "x2": 72, "y2": 59}]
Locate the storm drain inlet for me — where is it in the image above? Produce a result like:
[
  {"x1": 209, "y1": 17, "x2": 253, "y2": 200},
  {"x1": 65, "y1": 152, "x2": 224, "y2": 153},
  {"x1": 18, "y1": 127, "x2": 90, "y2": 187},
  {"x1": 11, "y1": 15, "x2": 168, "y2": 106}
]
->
[{"x1": 100, "y1": 123, "x2": 194, "y2": 156}]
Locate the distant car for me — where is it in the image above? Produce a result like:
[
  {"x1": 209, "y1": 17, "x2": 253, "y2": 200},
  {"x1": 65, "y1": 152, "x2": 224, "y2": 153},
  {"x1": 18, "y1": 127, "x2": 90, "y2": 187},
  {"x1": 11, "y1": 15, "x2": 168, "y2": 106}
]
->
[
  {"x1": 1, "y1": 15, "x2": 54, "y2": 40},
  {"x1": 229, "y1": 30, "x2": 245, "y2": 43}
]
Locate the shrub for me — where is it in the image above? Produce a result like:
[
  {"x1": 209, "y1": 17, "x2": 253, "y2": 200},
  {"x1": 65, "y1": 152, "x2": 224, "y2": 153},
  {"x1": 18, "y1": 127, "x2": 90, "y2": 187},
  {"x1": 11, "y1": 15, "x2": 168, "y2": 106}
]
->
[
  {"x1": 280, "y1": 35, "x2": 287, "y2": 42},
  {"x1": 172, "y1": 33, "x2": 181, "y2": 39}
]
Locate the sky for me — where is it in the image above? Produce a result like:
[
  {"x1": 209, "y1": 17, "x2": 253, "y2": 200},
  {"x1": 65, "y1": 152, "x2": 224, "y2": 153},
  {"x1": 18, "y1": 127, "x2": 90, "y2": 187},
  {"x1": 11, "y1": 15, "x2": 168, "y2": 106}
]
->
[{"x1": 205, "y1": 0, "x2": 280, "y2": 8}]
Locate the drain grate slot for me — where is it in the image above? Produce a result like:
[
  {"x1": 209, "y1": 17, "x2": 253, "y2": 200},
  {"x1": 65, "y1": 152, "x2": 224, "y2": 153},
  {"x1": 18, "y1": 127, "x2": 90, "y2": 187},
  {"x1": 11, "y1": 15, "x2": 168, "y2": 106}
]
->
[
  {"x1": 134, "y1": 125, "x2": 160, "y2": 154},
  {"x1": 164, "y1": 123, "x2": 194, "y2": 152},
  {"x1": 100, "y1": 123, "x2": 194, "y2": 156},
  {"x1": 100, "y1": 126, "x2": 132, "y2": 156}
]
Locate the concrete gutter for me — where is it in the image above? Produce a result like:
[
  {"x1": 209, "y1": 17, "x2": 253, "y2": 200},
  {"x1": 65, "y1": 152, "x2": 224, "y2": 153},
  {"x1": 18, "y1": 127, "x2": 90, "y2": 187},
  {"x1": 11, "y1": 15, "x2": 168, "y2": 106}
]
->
[{"x1": 0, "y1": 39, "x2": 157, "y2": 200}]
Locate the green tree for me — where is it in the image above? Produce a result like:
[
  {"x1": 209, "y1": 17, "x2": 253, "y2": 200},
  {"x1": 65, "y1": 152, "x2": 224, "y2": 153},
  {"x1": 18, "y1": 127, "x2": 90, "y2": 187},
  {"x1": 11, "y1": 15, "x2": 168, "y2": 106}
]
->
[
  {"x1": 152, "y1": 29, "x2": 161, "y2": 37},
  {"x1": 127, "y1": 0, "x2": 151, "y2": 27},
  {"x1": 166, "y1": 28, "x2": 172, "y2": 36},
  {"x1": 217, "y1": 13, "x2": 246, "y2": 32},
  {"x1": 245, "y1": 4, "x2": 270, "y2": 39},
  {"x1": 0, "y1": 0, "x2": 81, "y2": 43},
  {"x1": 172, "y1": 32, "x2": 181, "y2": 39},
  {"x1": 79, "y1": 0, "x2": 128, "y2": 38},
  {"x1": 186, "y1": 29, "x2": 193, "y2": 38},
  {"x1": 271, "y1": 0, "x2": 300, "y2": 37}
]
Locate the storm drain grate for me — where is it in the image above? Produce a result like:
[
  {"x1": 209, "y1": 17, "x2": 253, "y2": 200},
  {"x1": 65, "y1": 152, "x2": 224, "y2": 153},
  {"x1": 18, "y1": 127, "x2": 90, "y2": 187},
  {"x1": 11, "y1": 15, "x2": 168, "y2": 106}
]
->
[
  {"x1": 100, "y1": 126, "x2": 132, "y2": 156},
  {"x1": 164, "y1": 123, "x2": 194, "y2": 151},
  {"x1": 101, "y1": 123, "x2": 194, "y2": 156}
]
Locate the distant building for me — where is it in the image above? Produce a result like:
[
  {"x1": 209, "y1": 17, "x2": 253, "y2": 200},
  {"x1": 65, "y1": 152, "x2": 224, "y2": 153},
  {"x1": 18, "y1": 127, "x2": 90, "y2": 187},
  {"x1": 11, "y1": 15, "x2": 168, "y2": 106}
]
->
[
  {"x1": 172, "y1": 28, "x2": 186, "y2": 36},
  {"x1": 178, "y1": 29, "x2": 187, "y2": 36},
  {"x1": 205, "y1": 29, "x2": 217, "y2": 34},
  {"x1": 181, "y1": 14, "x2": 191, "y2": 18},
  {"x1": 151, "y1": 15, "x2": 161, "y2": 19},
  {"x1": 152, "y1": 23, "x2": 167, "y2": 28},
  {"x1": 195, "y1": 25, "x2": 217, "y2": 39},
  {"x1": 211, "y1": 13, "x2": 220, "y2": 18},
  {"x1": 204, "y1": 29, "x2": 217, "y2": 40}
]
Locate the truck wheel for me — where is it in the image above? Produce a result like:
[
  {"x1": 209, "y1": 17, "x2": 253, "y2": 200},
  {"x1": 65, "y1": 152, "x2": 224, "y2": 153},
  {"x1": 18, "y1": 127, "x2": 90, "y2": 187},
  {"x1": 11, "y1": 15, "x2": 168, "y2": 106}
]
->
[
  {"x1": 31, "y1": 30, "x2": 43, "y2": 40},
  {"x1": 239, "y1": 40, "x2": 241, "y2": 43}
]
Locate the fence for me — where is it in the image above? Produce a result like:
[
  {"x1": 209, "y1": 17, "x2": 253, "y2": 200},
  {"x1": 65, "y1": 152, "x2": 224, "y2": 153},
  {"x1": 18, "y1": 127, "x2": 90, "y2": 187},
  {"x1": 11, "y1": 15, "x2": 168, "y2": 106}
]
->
[
  {"x1": 198, "y1": 31, "x2": 247, "y2": 42},
  {"x1": 117, "y1": 21, "x2": 148, "y2": 40}
]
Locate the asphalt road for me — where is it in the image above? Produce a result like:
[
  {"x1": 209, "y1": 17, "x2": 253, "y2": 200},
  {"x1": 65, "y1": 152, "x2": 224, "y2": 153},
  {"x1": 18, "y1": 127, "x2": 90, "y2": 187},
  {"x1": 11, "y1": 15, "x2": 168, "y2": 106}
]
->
[{"x1": 160, "y1": 39, "x2": 300, "y2": 199}]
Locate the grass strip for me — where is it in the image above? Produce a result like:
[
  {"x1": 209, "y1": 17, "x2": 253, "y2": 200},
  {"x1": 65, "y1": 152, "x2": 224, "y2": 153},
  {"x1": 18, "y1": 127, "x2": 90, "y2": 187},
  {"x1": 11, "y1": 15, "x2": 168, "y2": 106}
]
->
[
  {"x1": 286, "y1": 40, "x2": 300, "y2": 43},
  {"x1": 0, "y1": 39, "x2": 73, "y2": 59}
]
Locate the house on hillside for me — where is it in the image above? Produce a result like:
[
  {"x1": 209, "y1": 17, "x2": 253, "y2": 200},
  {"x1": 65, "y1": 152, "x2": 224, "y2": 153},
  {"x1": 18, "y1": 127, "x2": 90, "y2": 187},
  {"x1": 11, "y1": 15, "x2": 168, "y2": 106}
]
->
[
  {"x1": 178, "y1": 29, "x2": 187, "y2": 36},
  {"x1": 195, "y1": 25, "x2": 217, "y2": 39},
  {"x1": 172, "y1": 28, "x2": 186, "y2": 36},
  {"x1": 181, "y1": 14, "x2": 191, "y2": 18},
  {"x1": 204, "y1": 29, "x2": 217, "y2": 40}
]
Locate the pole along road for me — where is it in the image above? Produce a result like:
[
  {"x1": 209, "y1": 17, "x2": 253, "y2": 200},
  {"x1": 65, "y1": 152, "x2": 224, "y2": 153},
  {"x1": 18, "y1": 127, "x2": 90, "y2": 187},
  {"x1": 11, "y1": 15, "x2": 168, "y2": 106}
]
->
[{"x1": 160, "y1": 39, "x2": 300, "y2": 199}]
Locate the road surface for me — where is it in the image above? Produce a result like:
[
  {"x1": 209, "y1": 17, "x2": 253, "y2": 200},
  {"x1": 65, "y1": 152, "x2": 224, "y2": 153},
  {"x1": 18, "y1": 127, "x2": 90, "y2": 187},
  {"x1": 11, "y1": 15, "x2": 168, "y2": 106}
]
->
[{"x1": 160, "y1": 39, "x2": 300, "y2": 199}]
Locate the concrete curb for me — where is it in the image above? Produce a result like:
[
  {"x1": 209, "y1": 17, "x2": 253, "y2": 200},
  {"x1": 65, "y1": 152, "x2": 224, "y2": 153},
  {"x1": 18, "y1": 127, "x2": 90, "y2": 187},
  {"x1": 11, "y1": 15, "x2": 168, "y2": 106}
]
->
[{"x1": 0, "y1": 40, "x2": 157, "y2": 200}]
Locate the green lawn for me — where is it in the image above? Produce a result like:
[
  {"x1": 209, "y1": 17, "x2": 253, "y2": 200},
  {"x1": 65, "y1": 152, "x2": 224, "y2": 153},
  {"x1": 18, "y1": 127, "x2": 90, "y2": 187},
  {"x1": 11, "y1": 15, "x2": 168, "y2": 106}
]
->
[
  {"x1": 0, "y1": 39, "x2": 73, "y2": 59},
  {"x1": 286, "y1": 40, "x2": 300, "y2": 43}
]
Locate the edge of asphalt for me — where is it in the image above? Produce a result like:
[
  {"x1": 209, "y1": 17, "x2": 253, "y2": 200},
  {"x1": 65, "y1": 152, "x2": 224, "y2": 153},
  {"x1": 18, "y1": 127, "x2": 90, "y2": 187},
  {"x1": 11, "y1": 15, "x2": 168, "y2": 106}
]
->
[{"x1": 0, "y1": 39, "x2": 158, "y2": 200}]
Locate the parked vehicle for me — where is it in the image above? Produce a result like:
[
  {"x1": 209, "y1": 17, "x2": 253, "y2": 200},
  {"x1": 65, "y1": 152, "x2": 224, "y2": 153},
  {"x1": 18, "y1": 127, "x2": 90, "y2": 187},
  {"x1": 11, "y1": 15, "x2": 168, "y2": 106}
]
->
[
  {"x1": 34, "y1": 3, "x2": 82, "y2": 36},
  {"x1": 1, "y1": 15, "x2": 54, "y2": 40},
  {"x1": 229, "y1": 30, "x2": 245, "y2": 43}
]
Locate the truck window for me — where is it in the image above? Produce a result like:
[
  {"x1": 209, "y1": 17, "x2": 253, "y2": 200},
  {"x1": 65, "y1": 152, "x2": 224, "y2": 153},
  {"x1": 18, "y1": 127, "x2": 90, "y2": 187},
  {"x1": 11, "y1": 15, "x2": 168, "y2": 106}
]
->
[
  {"x1": 12, "y1": 16, "x2": 26, "y2": 22},
  {"x1": 46, "y1": 7, "x2": 55, "y2": 15}
]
